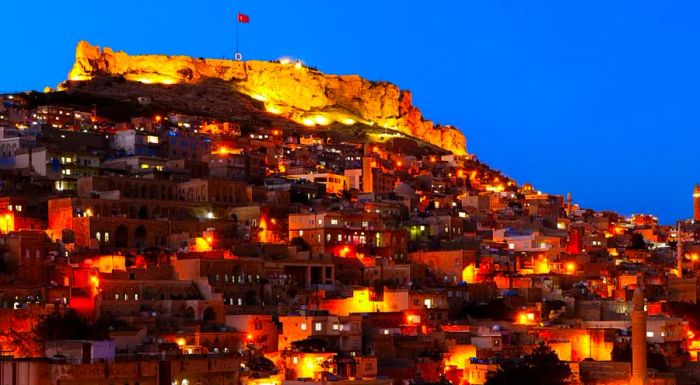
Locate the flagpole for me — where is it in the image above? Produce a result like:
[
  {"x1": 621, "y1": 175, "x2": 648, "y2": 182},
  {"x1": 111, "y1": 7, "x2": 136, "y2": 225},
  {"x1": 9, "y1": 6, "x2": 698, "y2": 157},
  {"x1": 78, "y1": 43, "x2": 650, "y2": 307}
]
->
[{"x1": 236, "y1": 18, "x2": 240, "y2": 57}]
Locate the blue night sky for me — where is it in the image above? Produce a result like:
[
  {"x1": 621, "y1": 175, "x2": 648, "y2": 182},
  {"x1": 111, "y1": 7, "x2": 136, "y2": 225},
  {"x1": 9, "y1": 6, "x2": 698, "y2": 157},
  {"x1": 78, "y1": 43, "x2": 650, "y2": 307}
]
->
[{"x1": 2, "y1": 1, "x2": 699, "y2": 224}]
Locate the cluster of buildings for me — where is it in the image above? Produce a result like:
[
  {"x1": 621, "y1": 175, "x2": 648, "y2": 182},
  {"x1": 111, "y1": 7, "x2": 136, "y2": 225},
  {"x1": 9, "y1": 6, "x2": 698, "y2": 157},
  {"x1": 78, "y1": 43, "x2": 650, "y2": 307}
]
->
[{"x1": 0, "y1": 93, "x2": 699, "y2": 385}]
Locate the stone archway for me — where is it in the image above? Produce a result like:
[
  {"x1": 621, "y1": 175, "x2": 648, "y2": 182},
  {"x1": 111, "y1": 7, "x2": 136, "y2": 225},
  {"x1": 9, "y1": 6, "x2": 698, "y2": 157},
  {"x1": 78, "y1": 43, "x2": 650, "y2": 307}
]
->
[{"x1": 202, "y1": 307, "x2": 217, "y2": 322}]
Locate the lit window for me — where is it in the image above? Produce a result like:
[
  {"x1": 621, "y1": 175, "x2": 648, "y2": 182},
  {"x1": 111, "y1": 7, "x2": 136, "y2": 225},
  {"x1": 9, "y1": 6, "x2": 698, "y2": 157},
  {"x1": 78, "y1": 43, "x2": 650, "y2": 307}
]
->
[
  {"x1": 115, "y1": 294, "x2": 120, "y2": 300},
  {"x1": 134, "y1": 294, "x2": 139, "y2": 301},
  {"x1": 646, "y1": 331, "x2": 654, "y2": 337},
  {"x1": 300, "y1": 323, "x2": 307, "y2": 331},
  {"x1": 314, "y1": 322, "x2": 322, "y2": 331},
  {"x1": 140, "y1": 164, "x2": 150, "y2": 169},
  {"x1": 96, "y1": 232, "x2": 101, "y2": 242},
  {"x1": 332, "y1": 324, "x2": 339, "y2": 331},
  {"x1": 424, "y1": 298, "x2": 432, "y2": 309},
  {"x1": 105, "y1": 232, "x2": 109, "y2": 242},
  {"x1": 146, "y1": 135, "x2": 159, "y2": 144},
  {"x1": 331, "y1": 219, "x2": 338, "y2": 225}
]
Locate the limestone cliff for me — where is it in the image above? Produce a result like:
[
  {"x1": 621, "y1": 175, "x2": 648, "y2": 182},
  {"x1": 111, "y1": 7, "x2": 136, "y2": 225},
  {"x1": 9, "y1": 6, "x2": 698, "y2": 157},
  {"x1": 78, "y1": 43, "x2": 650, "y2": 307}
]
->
[{"x1": 65, "y1": 41, "x2": 467, "y2": 155}]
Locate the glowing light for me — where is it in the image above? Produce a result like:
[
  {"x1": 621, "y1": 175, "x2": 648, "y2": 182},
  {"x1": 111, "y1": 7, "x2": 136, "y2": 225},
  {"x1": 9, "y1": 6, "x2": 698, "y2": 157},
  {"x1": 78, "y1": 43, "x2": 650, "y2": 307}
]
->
[
  {"x1": 461, "y1": 264, "x2": 476, "y2": 283},
  {"x1": 517, "y1": 311, "x2": 535, "y2": 325},
  {"x1": 341, "y1": 118, "x2": 355, "y2": 125},
  {"x1": 534, "y1": 257, "x2": 550, "y2": 274},
  {"x1": 177, "y1": 338, "x2": 186, "y2": 347},
  {"x1": 294, "y1": 61, "x2": 303, "y2": 69},
  {"x1": 206, "y1": 212, "x2": 214, "y2": 219},
  {"x1": 265, "y1": 104, "x2": 282, "y2": 114},
  {"x1": 0, "y1": 212, "x2": 14, "y2": 234},
  {"x1": 302, "y1": 118, "x2": 315, "y2": 126},
  {"x1": 565, "y1": 262, "x2": 576, "y2": 274},
  {"x1": 247, "y1": 333, "x2": 254, "y2": 341},
  {"x1": 194, "y1": 237, "x2": 213, "y2": 252},
  {"x1": 252, "y1": 94, "x2": 268, "y2": 102},
  {"x1": 154, "y1": 115, "x2": 162, "y2": 123},
  {"x1": 313, "y1": 115, "x2": 330, "y2": 126},
  {"x1": 279, "y1": 57, "x2": 291, "y2": 65},
  {"x1": 90, "y1": 276, "x2": 99, "y2": 287}
]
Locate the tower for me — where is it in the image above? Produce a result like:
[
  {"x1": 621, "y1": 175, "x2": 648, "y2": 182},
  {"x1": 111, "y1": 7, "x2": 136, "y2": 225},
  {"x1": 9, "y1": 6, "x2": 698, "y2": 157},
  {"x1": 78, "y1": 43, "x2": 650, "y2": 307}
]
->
[
  {"x1": 693, "y1": 185, "x2": 700, "y2": 221},
  {"x1": 630, "y1": 287, "x2": 647, "y2": 385},
  {"x1": 677, "y1": 222, "x2": 683, "y2": 278}
]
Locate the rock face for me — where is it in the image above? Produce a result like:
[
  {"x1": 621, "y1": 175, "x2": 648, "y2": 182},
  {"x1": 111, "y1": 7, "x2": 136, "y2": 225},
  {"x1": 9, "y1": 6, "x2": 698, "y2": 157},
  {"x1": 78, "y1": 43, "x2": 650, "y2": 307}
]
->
[{"x1": 66, "y1": 41, "x2": 467, "y2": 155}]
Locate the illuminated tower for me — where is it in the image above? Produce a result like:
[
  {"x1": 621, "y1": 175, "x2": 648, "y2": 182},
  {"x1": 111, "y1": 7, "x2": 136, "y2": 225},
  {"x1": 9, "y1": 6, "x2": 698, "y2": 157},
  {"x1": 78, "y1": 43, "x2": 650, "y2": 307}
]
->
[
  {"x1": 694, "y1": 185, "x2": 700, "y2": 221},
  {"x1": 677, "y1": 223, "x2": 683, "y2": 278},
  {"x1": 630, "y1": 287, "x2": 647, "y2": 385}
]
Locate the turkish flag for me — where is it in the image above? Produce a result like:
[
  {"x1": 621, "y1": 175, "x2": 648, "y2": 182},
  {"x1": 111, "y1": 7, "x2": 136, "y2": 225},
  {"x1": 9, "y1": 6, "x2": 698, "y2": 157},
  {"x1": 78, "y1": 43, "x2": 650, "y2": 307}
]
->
[{"x1": 238, "y1": 13, "x2": 250, "y2": 23}]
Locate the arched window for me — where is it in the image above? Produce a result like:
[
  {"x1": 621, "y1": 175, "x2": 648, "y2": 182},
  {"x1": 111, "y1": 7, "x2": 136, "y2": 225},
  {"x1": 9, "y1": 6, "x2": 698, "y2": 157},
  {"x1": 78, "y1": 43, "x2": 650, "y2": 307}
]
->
[{"x1": 96, "y1": 232, "x2": 101, "y2": 242}]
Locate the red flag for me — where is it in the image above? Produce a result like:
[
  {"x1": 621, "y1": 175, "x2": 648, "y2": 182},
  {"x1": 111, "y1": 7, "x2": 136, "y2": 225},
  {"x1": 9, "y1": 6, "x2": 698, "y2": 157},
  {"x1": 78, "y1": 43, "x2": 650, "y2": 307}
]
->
[{"x1": 237, "y1": 13, "x2": 249, "y2": 23}]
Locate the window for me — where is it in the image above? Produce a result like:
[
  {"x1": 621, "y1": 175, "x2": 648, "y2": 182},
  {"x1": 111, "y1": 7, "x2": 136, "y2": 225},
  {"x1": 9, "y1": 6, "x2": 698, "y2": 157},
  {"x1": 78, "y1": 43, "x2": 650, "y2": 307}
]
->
[
  {"x1": 115, "y1": 294, "x2": 120, "y2": 300},
  {"x1": 314, "y1": 322, "x2": 322, "y2": 331},
  {"x1": 332, "y1": 324, "x2": 339, "y2": 331},
  {"x1": 134, "y1": 294, "x2": 139, "y2": 301},
  {"x1": 337, "y1": 234, "x2": 342, "y2": 242},
  {"x1": 105, "y1": 232, "x2": 109, "y2": 242},
  {"x1": 330, "y1": 219, "x2": 338, "y2": 225},
  {"x1": 96, "y1": 232, "x2": 101, "y2": 242},
  {"x1": 647, "y1": 331, "x2": 654, "y2": 337},
  {"x1": 300, "y1": 323, "x2": 307, "y2": 331}
]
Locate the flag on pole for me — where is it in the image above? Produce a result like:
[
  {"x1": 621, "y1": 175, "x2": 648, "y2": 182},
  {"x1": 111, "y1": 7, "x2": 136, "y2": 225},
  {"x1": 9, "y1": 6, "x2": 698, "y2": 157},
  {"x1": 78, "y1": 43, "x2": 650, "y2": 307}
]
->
[{"x1": 238, "y1": 13, "x2": 250, "y2": 23}]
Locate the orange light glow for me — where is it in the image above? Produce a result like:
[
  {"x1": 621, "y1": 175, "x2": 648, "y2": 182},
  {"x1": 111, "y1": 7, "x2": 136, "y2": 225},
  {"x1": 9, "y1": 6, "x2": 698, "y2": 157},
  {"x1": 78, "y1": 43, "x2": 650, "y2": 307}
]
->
[
  {"x1": 177, "y1": 338, "x2": 186, "y2": 347},
  {"x1": 461, "y1": 264, "x2": 476, "y2": 284},
  {"x1": 90, "y1": 276, "x2": 99, "y2": 287},
  {"x1": 565, "y1": 262, "x2": 576, "y2": 274},
  {"x1": 247, "y1": 333, "x2": 254, "y2": 341},
  {"x1": 194, "y1": 237, "x2": 213, "y2": 252},
  {"x1": 517, "y1": 311, "x2": 536, "y2": 325},
  {"x1": 154, "y1": 115, "x2": 162, "y2": 122},
  {"x1": 443, "y1": 345, "x2": 477, "y2": 369},
  {"x1": 0, "y1": 212, "x2": 15, "y2": 234},
  {"x1": 534, "y1": 257, "x2": 550, "y2": 274}
]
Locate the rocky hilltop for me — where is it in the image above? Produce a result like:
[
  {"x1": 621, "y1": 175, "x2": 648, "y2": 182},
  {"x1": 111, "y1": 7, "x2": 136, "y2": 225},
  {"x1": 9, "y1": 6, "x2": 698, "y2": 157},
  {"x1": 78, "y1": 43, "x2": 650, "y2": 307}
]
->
[{"x1": 64, "y1": 41, "x2": 467, "y2": 155}]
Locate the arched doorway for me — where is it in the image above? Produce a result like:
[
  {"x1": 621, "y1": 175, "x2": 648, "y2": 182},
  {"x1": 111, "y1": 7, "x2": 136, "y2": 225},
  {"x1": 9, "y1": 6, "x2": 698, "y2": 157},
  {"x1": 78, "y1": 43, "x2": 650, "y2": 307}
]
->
[
  {"x1": 185, "y1": 307, "x2": 195, "y2": 319},
  {"x1": 202, "y1": 307, "x2": 217, "y2": 322},
  {"x1": 115, "y1": 225, "x2": 128, "y2": 248},
  {"x1": 134, "y1": 225, "x2": 147, "y2": 249}
]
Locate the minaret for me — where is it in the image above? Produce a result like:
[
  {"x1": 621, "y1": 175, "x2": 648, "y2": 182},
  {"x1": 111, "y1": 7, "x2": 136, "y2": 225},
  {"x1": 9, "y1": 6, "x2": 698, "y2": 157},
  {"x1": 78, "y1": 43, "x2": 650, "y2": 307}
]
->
[
  {"x1": 693, "y1": 185, "x2": 700, "y2": 221},
  {"x1": 630, "y1": 287, "x2": 647, "y2": 385},
  {"x1": 677, "y1": 222, "x2": 683, "y2": 278}
]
